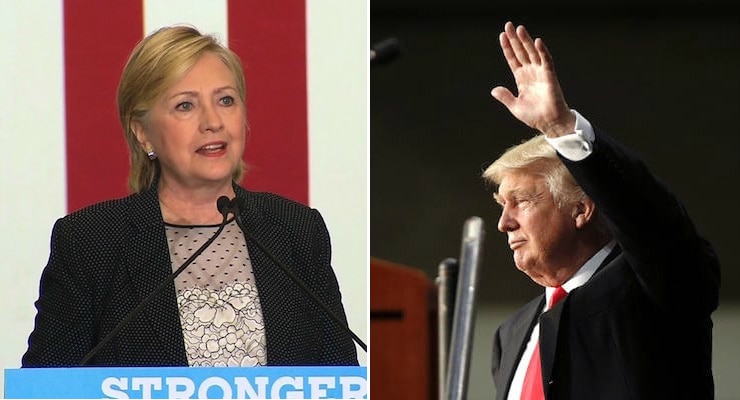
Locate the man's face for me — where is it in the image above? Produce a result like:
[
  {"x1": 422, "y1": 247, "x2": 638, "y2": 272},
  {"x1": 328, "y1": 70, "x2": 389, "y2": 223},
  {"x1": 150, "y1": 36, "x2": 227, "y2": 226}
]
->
[{"x1": 496, "y1": 170, "x2": 580, "y2": 286}]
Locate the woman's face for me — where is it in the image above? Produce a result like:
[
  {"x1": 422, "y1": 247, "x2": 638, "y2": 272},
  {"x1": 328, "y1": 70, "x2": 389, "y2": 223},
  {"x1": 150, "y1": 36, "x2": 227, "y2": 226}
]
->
[{"x1": 136, "y1": 52, "x2": 246, "y2": 192}]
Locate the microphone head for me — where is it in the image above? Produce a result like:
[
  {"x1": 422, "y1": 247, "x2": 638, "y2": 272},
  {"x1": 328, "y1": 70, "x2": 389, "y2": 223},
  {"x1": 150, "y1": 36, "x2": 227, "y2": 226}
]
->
[
  {"x1": 229, "y1": 196, "x2": 240, "y2": 212},
  {"x1": 216, "y1": 196, "x2": 232, "y2": 216},
  {"x1": 371, "y1": 37, "x2": 401, "y2": 65}
]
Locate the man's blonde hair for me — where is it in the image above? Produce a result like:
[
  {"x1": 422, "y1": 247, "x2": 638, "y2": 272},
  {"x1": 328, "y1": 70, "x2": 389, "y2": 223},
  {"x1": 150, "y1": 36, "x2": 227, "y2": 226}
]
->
[
  {"x1": 482, "y1": 134, "x2": 586, "y2": 210},
  {"x1": 118, "y1": 25, "x2": 247, "y2": 193}
]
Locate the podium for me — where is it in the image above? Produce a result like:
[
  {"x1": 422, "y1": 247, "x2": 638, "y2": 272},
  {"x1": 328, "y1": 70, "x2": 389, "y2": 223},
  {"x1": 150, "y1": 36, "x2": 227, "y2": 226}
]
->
[
  {"x1": 370, "y1": 257, "x2": 437, "y2": 400},
  {"x1": 370, "y1": 217, "x2": 483, "y2": 400},
  {"x1": 4, "y1": 366, "x2": 367, "y2": 399}
]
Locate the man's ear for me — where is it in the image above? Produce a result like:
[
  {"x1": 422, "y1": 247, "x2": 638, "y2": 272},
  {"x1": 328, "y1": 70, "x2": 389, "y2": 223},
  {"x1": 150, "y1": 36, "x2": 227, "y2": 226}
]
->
[{"x1": 574, "y1": 198, "x2": 597, "y2": 229}]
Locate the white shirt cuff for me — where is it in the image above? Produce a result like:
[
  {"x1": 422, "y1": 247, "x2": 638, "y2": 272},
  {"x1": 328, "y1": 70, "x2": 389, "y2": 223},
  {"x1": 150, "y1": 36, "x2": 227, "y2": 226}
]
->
[{"x1": 544, "y1": 110, "x2": 596, "y2": 161}]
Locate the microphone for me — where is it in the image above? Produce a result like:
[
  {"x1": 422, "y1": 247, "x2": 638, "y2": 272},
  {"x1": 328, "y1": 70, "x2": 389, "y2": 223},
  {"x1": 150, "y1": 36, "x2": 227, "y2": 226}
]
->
[
  {"x1": 222, "y1": 196, "x2": 368, "y2": 353},
  {"x1": 80, "y1": 199, "x2": 232, "y2": 365},
  {"x1": 370, "y1": 37, "x2": 400, "y2": 65}
]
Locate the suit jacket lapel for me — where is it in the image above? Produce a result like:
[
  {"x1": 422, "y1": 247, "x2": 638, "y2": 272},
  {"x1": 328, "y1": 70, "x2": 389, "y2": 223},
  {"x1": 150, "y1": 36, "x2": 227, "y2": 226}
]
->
[
  {"x1": 122, "y1": 185, "x2": 188, "y2": 365},
  {"x1": 539, "y1": 244, "x2": 623, "y2": 393},
  {"x1": 500, "y1": 296, "x2": 545, "y2": 398},
  {"x1": 539, "y1": 298, "x2": 565, "y2": 394},
  {"x1": 235, "y1": 187, "x2": 300, "y2": 365}
]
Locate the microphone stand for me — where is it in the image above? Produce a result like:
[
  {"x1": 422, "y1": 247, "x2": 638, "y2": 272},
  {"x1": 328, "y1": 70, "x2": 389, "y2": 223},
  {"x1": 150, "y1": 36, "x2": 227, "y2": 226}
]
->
[
  {"x1": 370, "y1": 37, "x2": 400, "y2": 66},
  {"x1": 80, "y1": 203, "x2": 232, "y2": 366},
  {"x1": 444, "y1": 217, "x2": 484, "y2": 400},
  {"x1": 226, "y1": 197, "x2": 367, "y2": 353}
]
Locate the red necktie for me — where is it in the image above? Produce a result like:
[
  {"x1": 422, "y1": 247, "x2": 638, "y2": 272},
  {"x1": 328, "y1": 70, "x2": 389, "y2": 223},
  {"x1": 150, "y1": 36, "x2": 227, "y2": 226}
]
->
[{"x1": 520, "y1": 286, "x2": 568, "y2": 400}]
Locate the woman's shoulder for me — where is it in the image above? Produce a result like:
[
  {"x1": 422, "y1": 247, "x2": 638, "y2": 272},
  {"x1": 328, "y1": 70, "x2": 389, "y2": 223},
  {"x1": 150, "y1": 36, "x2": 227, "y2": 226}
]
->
[
  {"x1": 236, "y1": 189, "x2": 327, "y2": 235},
  {"x1": 59, "y1": 191, "x2": 152, "y2": 228},
  {"x1": 238, "y1": 188, "x2": 316, "y2": 215}
]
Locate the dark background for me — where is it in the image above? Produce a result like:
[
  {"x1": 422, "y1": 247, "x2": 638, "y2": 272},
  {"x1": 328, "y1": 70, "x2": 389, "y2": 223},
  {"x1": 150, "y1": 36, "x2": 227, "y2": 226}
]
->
[{"x1": 371, "y1": 2, "x2": 740, "y2": 306}]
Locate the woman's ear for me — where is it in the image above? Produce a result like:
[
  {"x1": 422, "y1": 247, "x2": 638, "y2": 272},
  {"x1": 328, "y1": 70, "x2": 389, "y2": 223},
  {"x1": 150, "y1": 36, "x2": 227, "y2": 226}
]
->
[
  {"x1": 132, "y1": 120, "x2": 150, "y2": 150},
  {"x1": 573, "y1": 198, "x2": 597, "y2": 229}
]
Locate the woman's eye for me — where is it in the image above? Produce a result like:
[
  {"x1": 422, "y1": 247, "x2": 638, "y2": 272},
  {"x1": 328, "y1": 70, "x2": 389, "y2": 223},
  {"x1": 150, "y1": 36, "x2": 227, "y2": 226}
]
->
[
  {"x1": 220, "y1": 96, "x2": 235, "y2": 106},
  {"x1": 176, "y1": 101, "x2": 193, "y2": 111}
]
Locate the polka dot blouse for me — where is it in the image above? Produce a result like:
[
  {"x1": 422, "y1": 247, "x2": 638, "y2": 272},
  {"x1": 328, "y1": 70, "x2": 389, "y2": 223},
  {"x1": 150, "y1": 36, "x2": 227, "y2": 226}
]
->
[{"x1": 166, "y1": 220, "x2": 267, "y2": 367}]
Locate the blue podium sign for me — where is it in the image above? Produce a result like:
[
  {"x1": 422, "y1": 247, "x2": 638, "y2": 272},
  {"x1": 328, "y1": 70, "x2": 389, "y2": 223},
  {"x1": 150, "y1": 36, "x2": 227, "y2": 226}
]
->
[{"x1": 4, "y1": 366, "x2": 367, "y2": 399}]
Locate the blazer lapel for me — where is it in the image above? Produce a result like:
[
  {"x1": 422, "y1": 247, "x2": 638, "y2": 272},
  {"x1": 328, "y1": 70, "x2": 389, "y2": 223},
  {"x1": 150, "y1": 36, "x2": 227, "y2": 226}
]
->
[
  {"x1": 235, "y1": 187, "x2": 300, "y2": 365},
  {"x1": 122, "y1": 185, "x2": 188, "y2": 365}
]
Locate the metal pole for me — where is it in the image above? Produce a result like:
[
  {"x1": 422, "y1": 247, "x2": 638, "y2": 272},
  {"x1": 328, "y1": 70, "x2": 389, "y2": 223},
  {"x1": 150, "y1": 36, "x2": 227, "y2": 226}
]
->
[
  {"x1": 445, "y1": 216, "x2": 484, "y2": 400},
  {"x1": 436, "y1": 257, "x2": 458, "y2": 400}
]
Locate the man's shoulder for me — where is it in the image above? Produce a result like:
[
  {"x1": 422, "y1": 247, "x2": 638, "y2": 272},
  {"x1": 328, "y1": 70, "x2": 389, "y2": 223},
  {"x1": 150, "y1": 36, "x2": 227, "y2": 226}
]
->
[{"x1": 497, "y1": 295, "x2": 543, "y2": 335}]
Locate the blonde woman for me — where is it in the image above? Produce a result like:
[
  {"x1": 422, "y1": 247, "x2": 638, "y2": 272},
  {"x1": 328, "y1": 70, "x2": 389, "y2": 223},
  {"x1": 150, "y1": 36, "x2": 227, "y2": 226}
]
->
[{"x1": 23, "y1": 26, "x2": 357, "y2": 367}]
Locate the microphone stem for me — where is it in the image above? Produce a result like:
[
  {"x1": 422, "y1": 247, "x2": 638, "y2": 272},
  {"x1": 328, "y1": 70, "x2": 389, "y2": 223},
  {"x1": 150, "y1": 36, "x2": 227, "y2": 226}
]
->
[
  {"x1": 80, "y1": 214, "x2": 230, "y2": 366},
  {"x1": 233, "y1": 213, "x2": 367, "y2": 353}
]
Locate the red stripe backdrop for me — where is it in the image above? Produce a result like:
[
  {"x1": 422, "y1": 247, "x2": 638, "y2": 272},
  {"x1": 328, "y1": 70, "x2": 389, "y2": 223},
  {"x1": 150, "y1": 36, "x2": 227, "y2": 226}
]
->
[
  {"x1": 64, "y1": 1, "x2": 309, "y2": 213},
  {"x1": 228, "y1": 1, "x2": 309, "y2": 205},
  {"x1": 64, "y1": 0, "x2": 143, "y2": 212}
]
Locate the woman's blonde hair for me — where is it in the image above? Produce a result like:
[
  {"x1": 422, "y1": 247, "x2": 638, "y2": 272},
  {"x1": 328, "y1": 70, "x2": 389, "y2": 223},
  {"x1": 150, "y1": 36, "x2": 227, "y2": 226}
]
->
[
  {"x1": 118, "y1": 25, "x2": 247, "y2": 193},
  {"x1": 482, "y1": 134, "x2": 586, "y2": 210}
]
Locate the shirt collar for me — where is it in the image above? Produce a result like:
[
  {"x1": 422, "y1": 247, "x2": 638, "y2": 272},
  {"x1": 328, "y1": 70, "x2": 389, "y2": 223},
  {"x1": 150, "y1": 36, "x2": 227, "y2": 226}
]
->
[{"x1": 545, "y1": 239, "x2": 617, "y2": 303}]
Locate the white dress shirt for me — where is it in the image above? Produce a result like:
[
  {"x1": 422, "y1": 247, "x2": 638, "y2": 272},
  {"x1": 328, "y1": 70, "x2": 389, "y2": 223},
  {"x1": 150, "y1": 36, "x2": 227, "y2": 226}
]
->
[{"x1": 506, "y1": 240, "x2": 616, "y2": 399}]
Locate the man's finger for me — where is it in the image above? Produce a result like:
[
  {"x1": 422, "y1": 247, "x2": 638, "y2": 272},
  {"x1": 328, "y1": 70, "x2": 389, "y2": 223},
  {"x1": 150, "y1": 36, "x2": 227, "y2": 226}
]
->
[
  {"x1": 517, "y1": 25, "x2": 541, "y2": 65},
  {"x1": 505, "y1": 22, "x2": 530, "y2": 66},
  {"x1": 500, "y1": 32, "x2": 521, "y2": 71},
  {"x1": 491, "y1": 86, "x2": 515, "y2": 109}
]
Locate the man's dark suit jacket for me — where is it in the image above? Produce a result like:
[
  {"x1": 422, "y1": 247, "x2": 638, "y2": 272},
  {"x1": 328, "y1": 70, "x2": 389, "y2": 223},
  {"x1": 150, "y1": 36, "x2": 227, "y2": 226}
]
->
[
  {"x1": 22, "y1": 182, "x2": 358, "y2": 367},
  {"x1": 492, "y1": 130, "x2": 720, "y2": 399}
]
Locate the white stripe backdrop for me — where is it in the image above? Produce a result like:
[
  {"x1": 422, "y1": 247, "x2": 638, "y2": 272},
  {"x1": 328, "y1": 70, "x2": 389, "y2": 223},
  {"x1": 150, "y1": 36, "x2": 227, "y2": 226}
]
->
[
  {"x1": 144, "y1": 0, "x2": 228, "y2": 40},
  {"x1": 0, "y1": 1, "x2": 67, "y2": 390},
  {"x1": 0, "y1": 1, "x2": 368, "y2": 391},
  {"x1": 307, "y1": 0, "x2": 368, "y2": 366}
]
